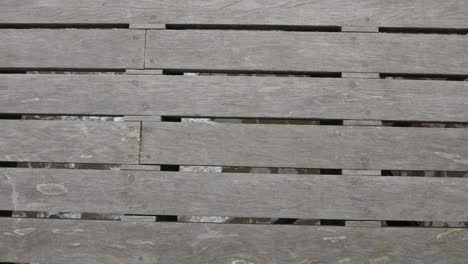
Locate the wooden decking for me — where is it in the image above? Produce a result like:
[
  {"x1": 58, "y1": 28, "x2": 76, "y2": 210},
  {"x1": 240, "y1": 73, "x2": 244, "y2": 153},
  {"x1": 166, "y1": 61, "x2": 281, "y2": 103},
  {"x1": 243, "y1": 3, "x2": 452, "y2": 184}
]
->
[{"x1": 0, "y1": 1, "x2": 467, "y2": 263}]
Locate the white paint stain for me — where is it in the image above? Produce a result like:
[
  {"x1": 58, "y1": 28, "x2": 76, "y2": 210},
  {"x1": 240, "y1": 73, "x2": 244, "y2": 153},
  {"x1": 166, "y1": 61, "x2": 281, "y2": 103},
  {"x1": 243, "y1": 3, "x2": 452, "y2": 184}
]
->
[
  {"x1": 69, "y1": 243, "x2": 81, "y2": 246},
  {"x1": 323, "y1": 236, "x2": 346, "y2": 242},
  {"x1": 79, "y1": 154, "x2": 93, "y2": 159},
  {"x1": 370, "y1": 256, "x2": 390, "y2": 264},
  {"x1": 436, "y1": 229, "x2": 464, "y2": 240},
  {"x1": 434, "y1": 152, "x2": 468, "y2": 164},
  {"x1": 126, "y1": 239, "x2": 155, "y2": 246},
  {"x1": 21, "y1": 98, "x2": 40, "y2": 103},
  {"x1": 317, "y1": 227, "x2": 337, "y2": 233},
  {"x1": 52, "y1": 228, "x2": 85, "y2": 235},
  {"x1": 36, "y1": 183, "x2": 68, "y2": 195},
  {"x1": 14, "y1": 228, "x2": 36, "y2": 236},
  {"x1": 339, "y1": 258, "x2": 351, "y2": 263}
]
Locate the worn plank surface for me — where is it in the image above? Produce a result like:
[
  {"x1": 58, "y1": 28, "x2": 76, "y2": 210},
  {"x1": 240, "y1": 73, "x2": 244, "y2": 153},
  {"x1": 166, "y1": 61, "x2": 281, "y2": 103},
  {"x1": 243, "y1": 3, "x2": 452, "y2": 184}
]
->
[
  {"x1": 2, "y1": 74, "x2": 467, "y2": 122},
  {"x1": 1, "y1": 218, "x2": 467, "y2": 264},
  {"x1": 1, "y1": 168, "x2": 467, "y2": 221},
  {"x1": 0, "y1": 29, "x2": 145, "y2": 69},
  {"x1": 146, "y1": 30, "x2": 468, "y2": 75},
  {"x1": 0, "y1": 120, "x2": 139, "y2": 164},
  {"x1": 141, "y1": 122, "x2": 468, "y2": 171},
  {"x1": 0, "y1": 0, "x2": 466, "y2": 28}
]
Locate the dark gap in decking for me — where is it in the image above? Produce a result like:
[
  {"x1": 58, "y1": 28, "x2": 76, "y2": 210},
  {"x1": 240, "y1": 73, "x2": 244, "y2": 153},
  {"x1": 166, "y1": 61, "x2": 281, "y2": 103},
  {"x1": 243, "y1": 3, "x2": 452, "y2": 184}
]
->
[
  {"x1": 177, "y1": 117, "x2": 343, "y2": 126},
  {"x1": 0, "y1": 211, "x2": 13, "y2": 217},
  {"x1": 18, "y1": 114, "x2": 124, "y2": 121},
  {"x1": 272, "y1": 218, "x2": 298, "y2": 225},
  {"x1": 379, "y1": 27, "x2": 468, "y2": 35},
  {"x1": 381, "y1": 73, "x2": 468, "y2": 81},
  {"x1": 165, "y1": 24, "x2": 341, "y2": 32},
  {"x1": 160, "y1": 165, "x2": 181, "y2": 171},
  {"x1": 383, "y1": 121, "x2": 468, "y2": 129},
  {"x1": 181, "y1": 166, "x2": 340, "y2": 175},
  {"x1": 0, "y1": 114, "x2": 22, "y2": 120},
  {"x1": 156, "y1": 215, "x2": 178, "y2": 222},
  {"x1": 320, "y1": 219, "x2": 346, "y2": 226},
  {"x1": 382, "y1": 170, "x2": 468, "y2": 177},
  {"x1": 162, "y1": 69, "x2": 342, "y2": 78},
  {"x1": 0, "y1": 23, "x2": 129, "y2": 29},
  {"x1": 161, "y1": 116, "x2": 182, "y2": 122},
  {"x1": 0, "y1": 68, "x2": 126, "y2": 74}
]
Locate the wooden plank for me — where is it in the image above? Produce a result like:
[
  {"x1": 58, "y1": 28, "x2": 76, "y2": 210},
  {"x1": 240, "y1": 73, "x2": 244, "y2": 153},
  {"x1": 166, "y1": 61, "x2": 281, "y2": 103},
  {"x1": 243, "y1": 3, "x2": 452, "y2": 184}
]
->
[
  {"x1": 0, "y1": 0, "x2": 466, "y2": 28},
  {"x1": 1, "y1": 218, "x2": 467, "y2": 264},
  {"x1": 0, "y1": 120, "x2": 139, "y2": 164},
  {"x1": 141, "y1": 122, "x2": 468, "y2": 171},
  {"x1": 1, "y1": 74, "x2": 468, "y2": 122},
  {"x1": 0, "y1": 29, "x2": 145, "y2": 69},
  {"x1": 1, "y1": 168, "x2": 467, "y2": 221},
  {"x1": 146, "y1": 30, "x2": 468, "y2": 75}
]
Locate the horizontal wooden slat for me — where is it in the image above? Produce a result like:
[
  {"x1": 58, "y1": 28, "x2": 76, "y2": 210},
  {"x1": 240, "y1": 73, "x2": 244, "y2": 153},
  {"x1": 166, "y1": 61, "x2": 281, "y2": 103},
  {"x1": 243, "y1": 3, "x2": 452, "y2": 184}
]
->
[
  {"x1": 1, "y1": 74, "x2": 468, "y2": 122},
  {"x1": 1, "y1": 168, "x2": 466, "y2": 221},
  {"x1": 0, "y1": 0, "x2": 466, "y2": 28},
  {"x1": 0, "y1": 120, "x2": 139, "y2": 164},
  {"x1": 0, "y1": 29, "x2": 145, "y2": 69},
  {"x1": 1, "y1": 218, "x2": 467, "y2": 264},
  {"x1": 146, "y1": 30, "x2": 468, "y2": 75},
  {"x1": 141, "y1": 122, "x2": 468, "y2": 171}
]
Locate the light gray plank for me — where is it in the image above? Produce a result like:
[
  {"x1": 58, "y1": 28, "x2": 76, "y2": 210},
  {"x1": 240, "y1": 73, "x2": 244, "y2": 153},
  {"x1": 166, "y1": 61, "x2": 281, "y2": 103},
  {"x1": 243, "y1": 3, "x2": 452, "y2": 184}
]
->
[
  {"x1": 1, "y1": 74, "x2": 468, "y2": 122},
  {"x1": 0, "y1": 120, "x2": 139, "y2": 164},
  {"x1": 0, "y1": 0, "x2": 466, "y2": 28},
  {"x1": 146, "y1": 30, "x2": 468, "y2": 75},
  {"x1": 0, "y1": 29, "x2": 145, "y2": 69},
  {"x1": 0, "y1": 218, "x2": 467, "y2": 264},
  {"x1": 0, "y1": 168, "x2": 467, "y2": 221},
  {"x1": 141, "y1": 122, "x2": 468, "y2": 171}
]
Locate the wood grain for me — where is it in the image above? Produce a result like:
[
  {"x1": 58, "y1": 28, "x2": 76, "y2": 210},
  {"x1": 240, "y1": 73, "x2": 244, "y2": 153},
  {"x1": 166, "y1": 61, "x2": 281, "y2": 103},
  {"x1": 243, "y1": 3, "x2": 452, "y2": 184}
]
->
[
  {"x1": 141, "y1": 122, "x2": 468, "y2": 171},
  {"x1": 146, "y1": 30, "x2": 468, "y2": 75},
  {"x1": 0, "y1": 168, "x2": 466, "y2": 221},
  {"x1": 0, "y1": 0, "x2": 466, "y2": 28},
  {"x1": 1, "y1": 74, "x2": 467, "y2": 122},
  {"x1": 0, "y1": 29, "x2": 145, "y2": 69},
  {"x1": 1, "y1": 218, "x2": 467, "y2": 264},
  {"x1": 0, "y1": 120, "x2": 139, "y2": 164}
]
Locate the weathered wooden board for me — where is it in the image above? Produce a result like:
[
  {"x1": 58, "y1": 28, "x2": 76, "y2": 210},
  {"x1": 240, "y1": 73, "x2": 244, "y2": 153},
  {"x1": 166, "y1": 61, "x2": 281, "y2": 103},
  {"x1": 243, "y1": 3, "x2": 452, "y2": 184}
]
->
[
  {"x1": 0, "y1": 0, "x2": 466, "y2": 28},
  {"x1": 0, "y1": 120, "x2": 139, "y2": 164},
  {"x1": 146, "y1": 30, "x2": 468, "y2": 75},
  {"x1": 141, "y1": 122, "x2": 468, "y2": 171},
  {"x1": 2, "y1": 74, "x2": 467, "y2": 122},
  {"x1": 1, "y1": 168, "x2": 466, "y2": 221},
  {"x1": 0, "y1": 29, "x2": 145, "y2": 69},
  {"x1": 2, "y1": 74, "x2": 468, "y2": 122},
  {"x1": 1, "y1": 218, "x2": 467, "y2": 264}
]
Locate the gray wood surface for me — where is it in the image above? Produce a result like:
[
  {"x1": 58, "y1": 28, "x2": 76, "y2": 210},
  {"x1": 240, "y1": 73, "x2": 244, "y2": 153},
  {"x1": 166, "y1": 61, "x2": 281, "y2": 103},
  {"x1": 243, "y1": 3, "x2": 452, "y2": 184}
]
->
[
  {"x1": 141, "y1": 122, "x2": 468, "y2": 171},
  {"x1": 1, "y1": 168, "x2": 466, "y2": 221},
  {"x1": 0, "y1": 120, "x2": 139, "y2": 164},
  {"x1": 2, "y1": 74, "x2": 468, "y2": 122},
  {"x1": 0, "y1": 29, "x2": 145, "y2": 69},
  {"x1": 1, "y1": 218, "x2": 467, "y2": 264},
  {"x1": 146, "y1": 30, "x2": 468, "y2": 75},
  {"x1": 0, "y1": 0, "x2": 466, "y2": 28}
]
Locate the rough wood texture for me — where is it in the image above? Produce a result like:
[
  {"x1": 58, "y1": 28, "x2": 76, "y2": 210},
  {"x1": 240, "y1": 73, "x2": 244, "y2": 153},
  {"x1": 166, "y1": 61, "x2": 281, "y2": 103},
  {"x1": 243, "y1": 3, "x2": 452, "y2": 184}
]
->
[
  {"x1": 1, "y1": 218, "x2": 467, "y2": 264},
  {"x1": 1, "y1": 168, "x2": 466, "y2": 221},
  {"x1": 0, "y1": 29, "x2": 145, "y2": 69},
  {"x1": 0, "y1": 120, "x2": 139, "y2": 164},
  {"x1": 141, "y1": 122, "x2": 468, "y2": 171},
  {"x1": 2, "y1": 74, "x2": 468, "y2": 122},
  {"x1": 0, "y1": 0, "x2": 466, "y2": 28},
  {"x1": 146, "y1": 30, "x2": 468, "y2": 75}
]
